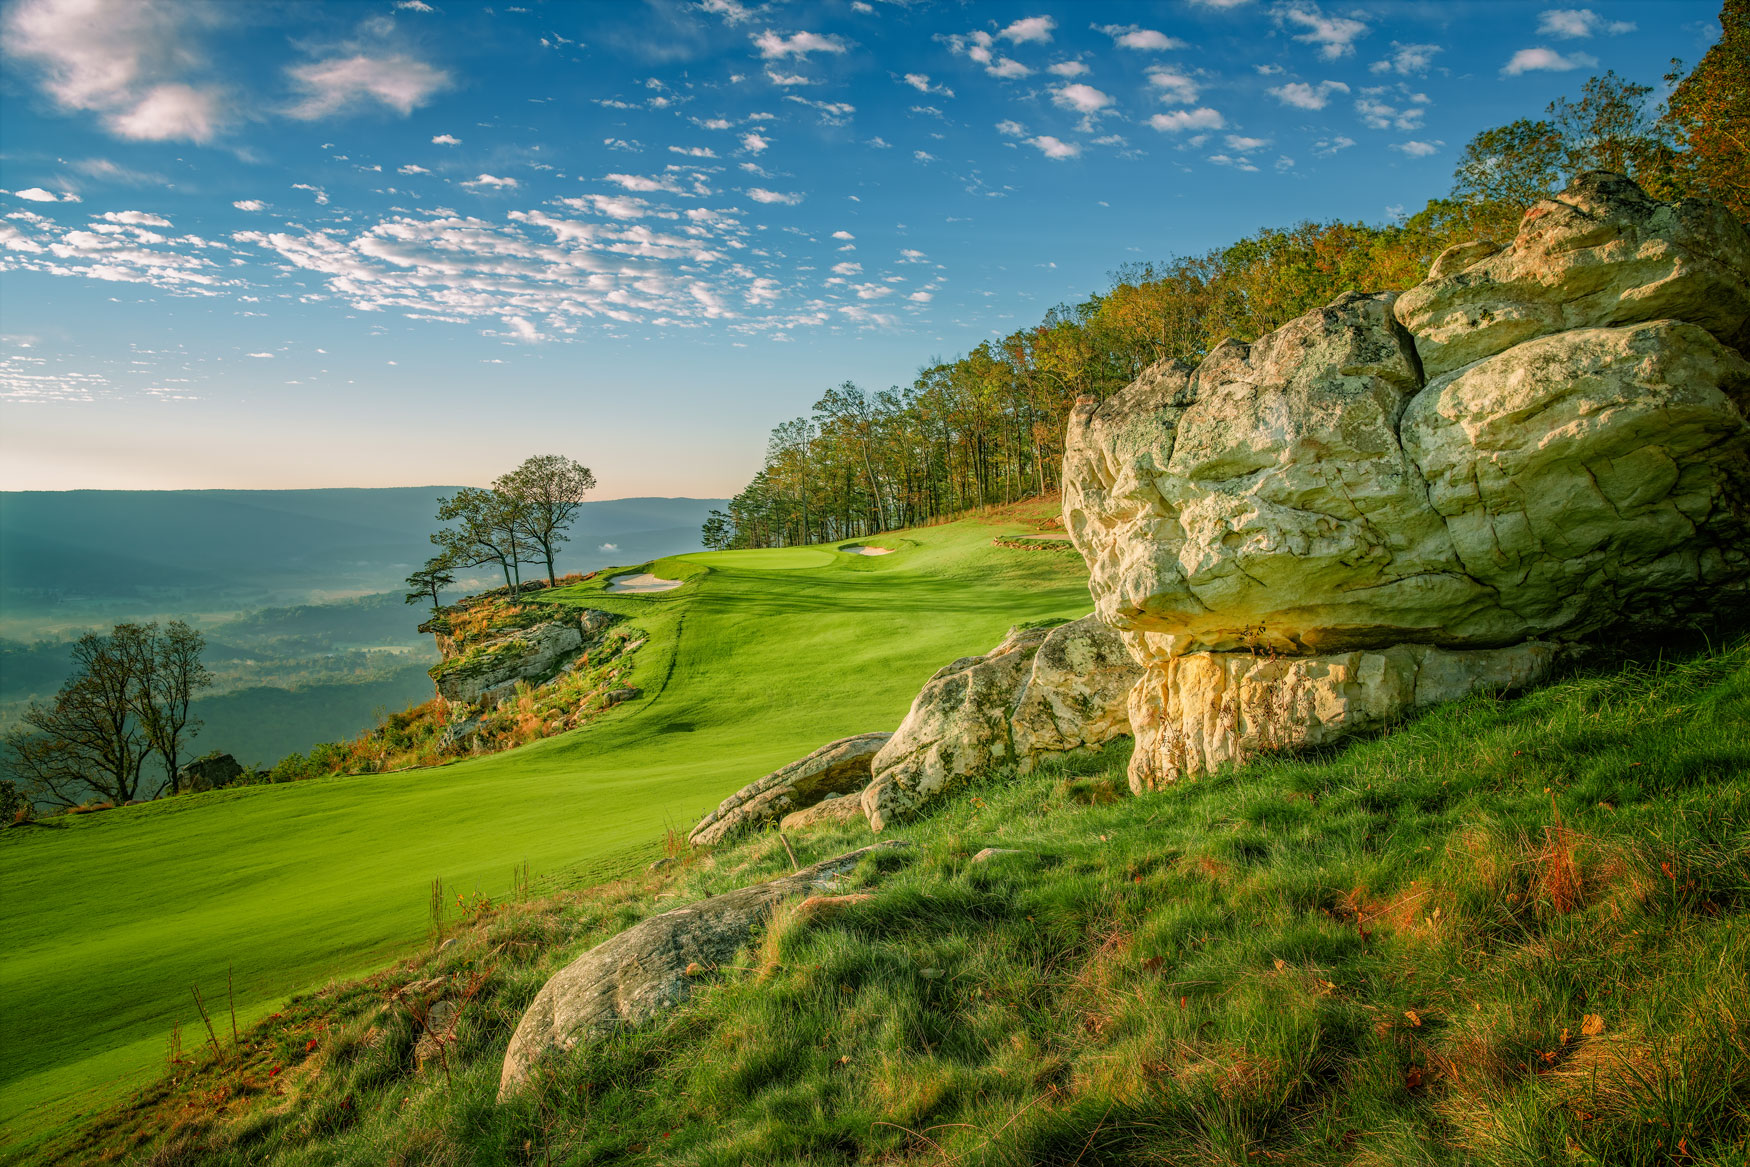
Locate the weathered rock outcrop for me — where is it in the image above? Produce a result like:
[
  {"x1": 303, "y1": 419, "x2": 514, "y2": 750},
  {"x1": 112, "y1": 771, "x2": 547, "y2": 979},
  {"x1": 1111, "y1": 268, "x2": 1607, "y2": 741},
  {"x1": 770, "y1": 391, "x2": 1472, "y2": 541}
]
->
[
  {"x1": 1064, "y1": 172, "x2": 1750, "y2": 790},
  {"x1": 688, "y1": 733, "x2": 892, "y2": 847},
  {"x1": 1010, "y1": 615, "x2": 1141, "y2": 767},
  {"x1": 498, "y1": 841, "x2": 907, "y2": 1099},
  {"x1": 1396, "y1": 171, "x2": 1750, "y2": 379},
  {"x1": 862, "y1": 626, "x2": 1048, "y2": 832},
  {"x1": 779, "y1": 792, "x2": 867, "y2": 834},
  {"x1": 863, "y1": 617, "x2": 1139, "y2": 830},
  {"x1": 432, "y1": 608, "x2": 621, "y2": 708},
  {"x1": 178, "y1": 752, "x2": 243, "y2": 793}
]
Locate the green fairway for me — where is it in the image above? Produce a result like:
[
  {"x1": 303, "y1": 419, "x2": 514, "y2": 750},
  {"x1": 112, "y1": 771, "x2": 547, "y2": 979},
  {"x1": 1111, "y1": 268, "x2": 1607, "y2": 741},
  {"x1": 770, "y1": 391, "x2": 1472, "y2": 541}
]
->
[{"x1": 0, "y1": 522, "x2": 1089, "y2": 1153}]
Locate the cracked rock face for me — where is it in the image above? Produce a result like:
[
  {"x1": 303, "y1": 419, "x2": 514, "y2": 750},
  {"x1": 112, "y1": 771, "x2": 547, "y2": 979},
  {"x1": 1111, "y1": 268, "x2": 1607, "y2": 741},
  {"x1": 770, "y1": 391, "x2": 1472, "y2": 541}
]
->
[
  {"x1": 1065, "y1": 172, "x2": 1750, "y2": 789},
  {"x1": 688, "y1": 732, "x2": 892, "y2": 847}
]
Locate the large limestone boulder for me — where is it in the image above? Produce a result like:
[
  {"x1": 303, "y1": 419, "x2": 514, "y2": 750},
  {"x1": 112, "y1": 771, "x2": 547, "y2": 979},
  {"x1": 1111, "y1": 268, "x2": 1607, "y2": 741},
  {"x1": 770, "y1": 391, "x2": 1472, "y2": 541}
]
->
[
  {"x1": 779, "y1": 792, "x2": 867, "y2": 834},
  {"x1": 689, "y1": 733, "x2": 892, "y2": 847},
  {"x1": 1402, "y1": 320, "x2": 1750, "y2": 636},
  {"x1": 862, "y1": 626, "x2": 1049, "y2": 832},
  {"x1": 1065, "y1": 290, "x2": 1492, "y2": 655},
  {"x1": 1010, "y1": 615, "x2": 1141, "y2": 768},
  {"x1": 1126, "y1": 640, "x2": 1558, "y2": 791},
  {"x1": 1396, "y1": 171, "x2": 1750, "y2": 380},
  {"x1": 498, "y1": 842, "x2": 907, "y2": 1099},
  {"x1": 1064, "y1": 172, "x2": 1750, "y2": 790}
]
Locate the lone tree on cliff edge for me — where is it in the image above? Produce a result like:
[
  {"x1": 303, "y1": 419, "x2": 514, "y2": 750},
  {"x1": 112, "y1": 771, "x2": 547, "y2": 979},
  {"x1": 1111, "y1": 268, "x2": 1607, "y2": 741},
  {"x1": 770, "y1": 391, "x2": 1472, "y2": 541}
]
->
[
  {"x1": 405, "y1": 554, "x2": 456, "y2": 614},
  {"x1": 496, "y1": 455, "x2": 597, "y2": 585}
]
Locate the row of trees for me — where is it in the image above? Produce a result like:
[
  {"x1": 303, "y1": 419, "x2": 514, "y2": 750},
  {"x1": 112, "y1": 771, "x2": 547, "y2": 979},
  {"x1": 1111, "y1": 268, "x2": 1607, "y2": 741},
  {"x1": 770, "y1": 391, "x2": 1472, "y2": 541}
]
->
[
  {"x1": 2, "y1": 621, "x2": 212, "y2": 808},
  {"x1": 707, "y1": 12, "x2": 1747, "y2": 551},
  {"x1": 406, "y1": 454, "x2": 597, "y2": 614}
]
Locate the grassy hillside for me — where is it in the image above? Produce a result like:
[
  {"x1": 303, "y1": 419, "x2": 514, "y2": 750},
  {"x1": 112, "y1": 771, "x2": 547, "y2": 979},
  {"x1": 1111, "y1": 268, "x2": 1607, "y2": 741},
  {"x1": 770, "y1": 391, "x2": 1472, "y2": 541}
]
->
[
  {"x1": 0, "y1": 519, "x2": 1092, "y2": 1157},
  {"x1": 33, "y1": 638, "x2": 1750, "y2": 1166}
]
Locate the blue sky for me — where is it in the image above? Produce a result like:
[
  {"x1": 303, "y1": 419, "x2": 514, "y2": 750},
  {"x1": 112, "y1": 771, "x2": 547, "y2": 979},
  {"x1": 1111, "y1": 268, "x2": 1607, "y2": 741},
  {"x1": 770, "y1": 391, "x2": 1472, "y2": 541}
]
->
[{"x1": 0, "y1": 0, "x2": 1719, "y2": 494}]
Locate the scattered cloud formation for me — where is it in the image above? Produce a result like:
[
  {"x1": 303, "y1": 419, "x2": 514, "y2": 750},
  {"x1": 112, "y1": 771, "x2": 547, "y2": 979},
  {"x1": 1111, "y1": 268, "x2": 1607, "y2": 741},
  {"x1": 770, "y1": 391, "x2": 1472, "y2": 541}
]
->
[
  {"x1": 1277, "y1": 3, "x2": 1369, "y2": 60},
  {"x1": 1095, "y1": 24, "x2": 1185, "y2": 50},
  {"x1": 286, "y1": 55, "x2": 450, "y2": 119},
  {"x1": 13, "y1": 187, "x2": 69, "y2": 202},
  {"x1": 1027, "y1": 135, "x2": 1080, "y2": 159},
  {"x1": 1537, "y1": 8, "x2": 1635, "y2": 37},
  {"x1": 753, "y1": 30, "x2": 848, "y2": 59},
  {"x1": 431, "y1": 133, "x2": 461, "y2": 145},
  {"x1": 1268, "y1": 79, "x2": 1350, "y2": 108},
  {"x1": 1148, "y1": 68, "x2": 1200, "y2": 104},
  {"x1": 999, "y1": 16, "x2": 1056, "y2": 44},
  {"x1": 747, "y1": 187, "x2": 802, "y2": 204},
  {"x1": 902, "y1": 72, "x2": 953, "y2": 97},
  {"x1": 1052, "y1": 83, "x2": 1112, "y2": 114},
  {"x1": 1149, "y1": 107, "x2": 1225, "y2": 132},
  {"x1": 1371, "y1": 41, "x2": 1441, "y2": 75},
  {"x1": 462, "y1": 174, "x2": 519, "y2": 189},
  {"x1": 2, "y1": 0, "x2": 229, "y2": 142},
  {"x1": 232, "y1": 199, "x2": 266, "y2": 211},
  {"x1": 1392, "y1": 139, "x2": 1444, "y2": 156},
  {"x1": 1502, "y1": 46, "x2": 1598, "y2": 74},
  {"x1": 99, "y1": 210, "x2": 171, "y2": 226}
]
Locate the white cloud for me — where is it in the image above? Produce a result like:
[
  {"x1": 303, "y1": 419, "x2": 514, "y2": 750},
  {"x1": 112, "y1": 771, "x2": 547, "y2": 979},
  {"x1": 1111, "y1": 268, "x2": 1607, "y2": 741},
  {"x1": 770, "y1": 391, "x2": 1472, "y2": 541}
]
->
[
  {"x1": 1027, "y1": 135, "x2": 1080, "y2": 160},
  {"x1": 1095, "y1": 24, "x2": 1185, "y2": 50},
  {"x1": 462, "y1": 174, "x2": 519, "y2": 189},
  {"x1": 1370, "y1": 42, "x2": 1441, "y2": 75},
  {"x1": 291, "y1": 183, "x2": 329, "y2": 204},
  {"x1": 286, "y1": 55, "x2": 450, "y2": 119},
  {"x1": 999, "y1": 15, "x2": 1055, "y2": 43},
  {"x1": 1355, "y1": 91, "x2": 1426, "y2": 131},
  {"x1": 669, "y1": 145, "x2": 718, "y2": 158},
  {"x1": 987, "y1": 57, "x2": 1032, "y2": 79},
  {"x1": 604, "y1": 173, "x2": 682, "y2": 193},
  {"x1": 1148, "y1": 69, "x2": 1200, "y2": 104},
  {"x1": 700, "y1": 0, "x2": 753, "y2": 24},
  {"x1": 783, "y1": 96, "x2": 855, "y2": 124},
  {"x1": 898, "y1": 249, "x2": 926, "y2": 261},
  {"x1": 1149, "y1": 107, "x2": 1225, "y2": 132},
  {"x1": 1537, "y1": 8, "x2": 1635, "y2": 37},
  {"x1": 903, "y1": 73, "x2": 954, "y2": 97},
  {"x1": 907, "y1": 290, "x2": 932, "y2": 302},
  {"x1": 13, "y1": 187, "x2": 64, "y2": 202},
  {"x1": 765, "y1": 70, "x2": 813, "y2": 86},
  {"x1": 1052, "y1": 83, "x2": 1112, "y2": 114},
  {"x1": 1312, "y1": 135, "x2": 1355, "y2": 155},
  {"x1": 232, "y1": 199, "x2": 267, "y2": 211},
  {"x1": 831, "y1": 261, "x2": 862, "y2": 275},
  {"x1": 1048, "y1": 60, "x2": 1089, "y2": 77},
  {"x1": 1268, "y1": 80, "x2": 1349, "y2": 109},
  {"x1": 753, "y1": 29, "x2": 848, "y2": 58},
  {"x1": 432, "y1": 133, "x2": 461, "y2": 145},
  {"x1": 99, "y1": 210, "x2": 171, "y2": 226},
  {"x1": 1207, "y1": 153, "x2": 1259, "y2": 171},
  {"x1": 747, "y1": 187, "x2": 802, "y2": 204},
  {"x1": 996, "y1": 119, "x2": 1027, "y2": 137},
  {"x1": 1392, "y1": 139, "x2": 1444, "y2": 156},
  {"x1": 2, "y1": 0, "x2": 229, "y2": 142},
  {"x1": 1277, "y1": 3, "x2": 1369, "y2": 60},
  {"x1": 1226, "y1": 135, "x2": 1271, "y2": 151},
  {"x1": 1189, "y1": 0, "x2": 1253, "y2": 6},
  {"x1": 741, "y1": 132, "x2": 769, "y2": 153},
  {"x1": 831, "y1": 230, "x2": 854, "y2": 240},
  {"x1": 398, "y1": 163, "x2": 430, "y2": 175},
  {"x1": 395, "y1": 0, "x2": 434, "y2": 10},
  {"x1": 913, "y1": 150, "x2": 935, "y2": 162},
  {"x1": 246, "y1": 351, "x2": 274, "y2": 358},
  {"x1": 603, "y1": 137, "x2": 641, "y2": 151},
  {"x1": 1502, "y1": 46, "x2": 1599, "y2": 74}
]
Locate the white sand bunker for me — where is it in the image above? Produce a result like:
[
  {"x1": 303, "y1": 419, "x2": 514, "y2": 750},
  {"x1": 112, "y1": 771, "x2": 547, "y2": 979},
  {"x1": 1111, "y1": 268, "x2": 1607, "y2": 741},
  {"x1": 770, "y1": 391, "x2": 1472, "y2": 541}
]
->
[
  {"x1": 840, "y1": 544, "x2": 894, "y2": 556},
  {"x1": 606, "y1": 571, "x2": 683, "y2": 593}
]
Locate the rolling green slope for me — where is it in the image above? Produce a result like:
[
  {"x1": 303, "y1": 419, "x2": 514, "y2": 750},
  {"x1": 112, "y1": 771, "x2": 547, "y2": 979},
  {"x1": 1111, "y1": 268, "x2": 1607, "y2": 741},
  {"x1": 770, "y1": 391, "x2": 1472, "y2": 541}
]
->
[{"x1": 0, "y1": 521, "x2": 1089, "y2": 1151}]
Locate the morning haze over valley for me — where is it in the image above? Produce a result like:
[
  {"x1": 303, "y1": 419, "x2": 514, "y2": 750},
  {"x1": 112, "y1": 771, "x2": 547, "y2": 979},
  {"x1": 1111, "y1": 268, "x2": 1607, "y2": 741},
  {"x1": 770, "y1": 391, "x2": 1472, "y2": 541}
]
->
[{"x1": 2, "y1": 2, "x2": 1746, "y2": 1164}]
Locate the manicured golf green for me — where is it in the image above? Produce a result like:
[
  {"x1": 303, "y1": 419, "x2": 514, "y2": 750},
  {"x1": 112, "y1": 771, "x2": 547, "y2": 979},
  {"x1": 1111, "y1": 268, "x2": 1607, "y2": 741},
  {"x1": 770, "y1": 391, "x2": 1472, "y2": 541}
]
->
[{"x1": 0, "y1": 522, "x2": 1090, "y2": 1149}]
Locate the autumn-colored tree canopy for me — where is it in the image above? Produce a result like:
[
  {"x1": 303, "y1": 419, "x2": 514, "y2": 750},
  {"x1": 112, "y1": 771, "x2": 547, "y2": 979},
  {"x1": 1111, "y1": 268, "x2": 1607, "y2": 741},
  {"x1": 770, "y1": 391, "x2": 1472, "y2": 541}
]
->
[{"x1": 712, "y1": 11, "x2": 1747, "y2": 551}]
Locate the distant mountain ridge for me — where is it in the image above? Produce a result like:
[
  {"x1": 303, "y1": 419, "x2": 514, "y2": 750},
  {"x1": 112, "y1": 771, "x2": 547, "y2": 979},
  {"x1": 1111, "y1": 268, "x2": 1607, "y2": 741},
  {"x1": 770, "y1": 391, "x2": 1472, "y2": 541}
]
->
[{"x1": 0, "y1": 489, "x2": 726, "y2": 615}]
